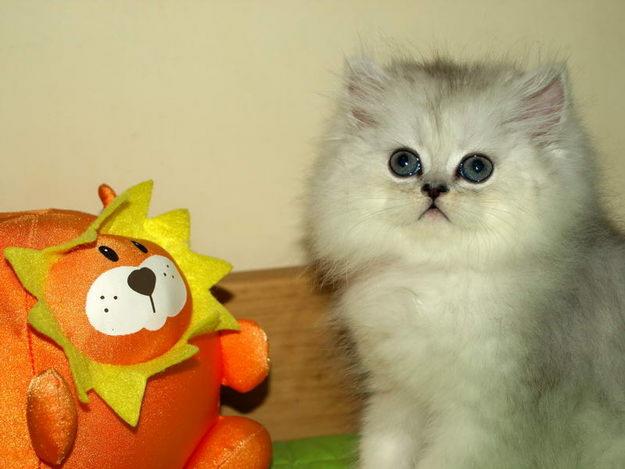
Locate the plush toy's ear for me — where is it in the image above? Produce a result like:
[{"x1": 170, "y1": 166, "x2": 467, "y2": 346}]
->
[
  {"x1": 508, "y1": 64, "x2": 569, "y2": 144},
  {"x1": 343, "y1": 56, "x2": 388, "y2": 128},
  {"x1": 98, "y1": 184, "x2": 117, "y2": 208}
]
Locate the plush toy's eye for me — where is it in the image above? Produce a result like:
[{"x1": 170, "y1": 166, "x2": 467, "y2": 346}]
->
[
  {"x1": 132, "y1": 240, "x2": 148, "y2": 253},
  {"x1": 98, "y1": 245, "x2": 119, "y2": 262},
  {"x1": 457, "y1": 153, "x2": 494, "y2": 183},
  {"x1": 389, "y1": 149, "x2": 423, "y2": 178}
]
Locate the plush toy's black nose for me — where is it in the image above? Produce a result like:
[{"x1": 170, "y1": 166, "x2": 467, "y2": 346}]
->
[{"x1": 127, "y1": 267, "x2": 156, "y2": 296}]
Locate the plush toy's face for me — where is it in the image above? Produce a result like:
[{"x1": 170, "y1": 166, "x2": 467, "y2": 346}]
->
[{"x1": 45, "y1": 234, "x2": 192, "y2": 365}]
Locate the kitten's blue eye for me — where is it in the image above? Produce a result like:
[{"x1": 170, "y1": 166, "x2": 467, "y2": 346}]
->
[
  {"x1": 389, "y1": 149, "x2": 422, "y2": 178},
  {"x1": 457, "y1": 154, "x2": 493, "y2": 183}
]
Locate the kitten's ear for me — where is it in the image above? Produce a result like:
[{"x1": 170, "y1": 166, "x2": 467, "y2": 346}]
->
[
  {"x1": 509, "y1": 63, "x2": 570, "y2": 144},
  {"x1": 343, "y1": 56, "x2": 388, "y2": 127}
]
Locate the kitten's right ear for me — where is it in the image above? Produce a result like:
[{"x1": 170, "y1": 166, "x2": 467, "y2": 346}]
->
[
  {"x1": 343, "y1": 56, "x2": 388, "y2": 127},
  {"x1": 508, "y1": 63, "x2": 570, "y2": 144}
]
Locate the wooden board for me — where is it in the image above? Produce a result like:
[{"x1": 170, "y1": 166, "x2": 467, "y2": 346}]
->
[{"x1": 217, "y1": 267, "x2": 361, "y2": 441}]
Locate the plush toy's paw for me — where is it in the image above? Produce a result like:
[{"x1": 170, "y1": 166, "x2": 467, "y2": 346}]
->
[
  {"x1": 26, "y1": 369, "x2": 77, "y2": 466},
  {"x1": 185, "y1": 416, "x2": 271, "y2": 469},
  {"x1": 220, "y1": 319, "x2": 269, "y2": 393}
]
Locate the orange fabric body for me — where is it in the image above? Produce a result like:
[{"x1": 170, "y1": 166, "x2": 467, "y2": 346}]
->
[{"x1": 0, "y1": 210, "x2": 269, "y2": 468}]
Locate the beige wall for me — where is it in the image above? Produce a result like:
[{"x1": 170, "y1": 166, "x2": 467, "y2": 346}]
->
[{"x1": 1, "y1": 1, "x2": 624, "y2": 271}]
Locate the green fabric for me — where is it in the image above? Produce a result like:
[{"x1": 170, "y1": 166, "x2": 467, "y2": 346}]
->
[{"x1": 271, "y1": 434, "x2": 358, "y2": 469}]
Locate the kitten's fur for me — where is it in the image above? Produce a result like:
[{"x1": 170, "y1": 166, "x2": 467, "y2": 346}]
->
[{"x1": 306, "y1": 56, "x2": 625, "y2": 468}]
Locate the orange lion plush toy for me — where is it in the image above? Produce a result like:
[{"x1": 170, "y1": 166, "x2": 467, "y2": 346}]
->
[{"x1": 0, "y1": 181, "x2": 271, "y2": 468}]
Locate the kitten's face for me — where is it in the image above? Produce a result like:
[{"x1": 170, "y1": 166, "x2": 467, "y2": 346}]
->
[{"x1": 308, "y1": 59, "x2": 596, "y2": 272}]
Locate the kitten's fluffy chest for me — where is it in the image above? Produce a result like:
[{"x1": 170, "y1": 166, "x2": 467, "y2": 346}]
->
[{"x1": 342, "y1": 266, "x2": 532, "y2": 403}]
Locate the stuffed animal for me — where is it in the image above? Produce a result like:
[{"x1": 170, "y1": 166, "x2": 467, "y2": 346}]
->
[{"x1": 0, "y1": 181, "x2": 271, "y2": 468}]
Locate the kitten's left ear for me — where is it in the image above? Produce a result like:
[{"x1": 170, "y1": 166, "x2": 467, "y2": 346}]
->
[
  {"x1": 508, "y1": 63, "x2": 570, "y2": 144},
  {"x1": 343, "y1": 56, "x2": 389, "y2": 128}
]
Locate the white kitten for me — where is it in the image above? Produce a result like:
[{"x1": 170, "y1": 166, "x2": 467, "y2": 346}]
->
[{"x1": 306, "y1": 56, "x2": 625, "y2": 468}]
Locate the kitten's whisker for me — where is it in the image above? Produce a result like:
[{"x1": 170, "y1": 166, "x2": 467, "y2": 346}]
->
[{"x1": 346, "y1": 204, "x2": 408, "y2": 235}]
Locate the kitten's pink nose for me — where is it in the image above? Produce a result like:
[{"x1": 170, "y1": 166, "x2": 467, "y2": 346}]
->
[{"x1": 421, "y1": 183, "x2": 449, "y2": 200}]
